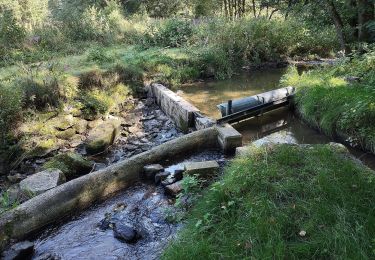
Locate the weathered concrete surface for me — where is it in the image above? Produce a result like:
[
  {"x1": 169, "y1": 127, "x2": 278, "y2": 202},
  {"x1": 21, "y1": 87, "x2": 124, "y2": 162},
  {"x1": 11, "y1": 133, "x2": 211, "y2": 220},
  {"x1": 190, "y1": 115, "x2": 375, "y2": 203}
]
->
[
  {"x1": 0, "y1": 127, "x2": 219, "y2": 251},
  {"x1": 184, "y1": 161, "x2": 219, "y2": 177},
  {"x1": 19, "y1": 169, "x2": 66, "y2": 195},
  {"x1": 194, "y1": 112, "x2": 216, "y2": 130},
  {"x1": 149, "y1": 83, "x2": 200, "y2": 132},
  {"x1": 217, "y1": 124, "x2": 242, "y2": 153}
]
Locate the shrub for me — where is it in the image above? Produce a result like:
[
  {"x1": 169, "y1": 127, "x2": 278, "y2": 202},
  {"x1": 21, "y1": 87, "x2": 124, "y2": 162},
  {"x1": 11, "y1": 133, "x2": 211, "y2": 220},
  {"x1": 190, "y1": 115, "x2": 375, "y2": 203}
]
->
[
  {"x1": 86, "y1": 46, "x2": 114, "y2": 63},
  {"x1": 0, "y1": 9, "x2": 25, "y2": 48},
  {"x1": 80, "y1": 90, "x2": 112, "y2": 118},
  {"x1": 146, "y1": 19, "x2": 194, "y2": 47},
  {"x1": 78, "y1": 70, "x2": 104, "y2": 90}
]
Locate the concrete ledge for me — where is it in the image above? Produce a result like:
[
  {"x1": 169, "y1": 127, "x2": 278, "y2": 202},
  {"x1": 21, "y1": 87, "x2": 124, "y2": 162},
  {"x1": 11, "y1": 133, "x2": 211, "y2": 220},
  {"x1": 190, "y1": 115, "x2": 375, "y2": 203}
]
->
[
  {"x1": 149, "y1": 83, "x2": 200, "y2": 132},
  {"x1": 0, "y1": 127, "x2": 219, "y2": 250},
  {"x1": 216, "y1": 124, "x2": 243, "y2": 154}
]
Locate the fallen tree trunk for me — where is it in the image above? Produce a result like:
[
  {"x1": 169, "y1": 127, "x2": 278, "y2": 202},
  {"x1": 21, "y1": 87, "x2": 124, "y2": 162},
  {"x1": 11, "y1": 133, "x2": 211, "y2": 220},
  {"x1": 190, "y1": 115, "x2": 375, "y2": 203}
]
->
[{"x1": 0, "y1": 127, "x2": 219, "y2": 251}]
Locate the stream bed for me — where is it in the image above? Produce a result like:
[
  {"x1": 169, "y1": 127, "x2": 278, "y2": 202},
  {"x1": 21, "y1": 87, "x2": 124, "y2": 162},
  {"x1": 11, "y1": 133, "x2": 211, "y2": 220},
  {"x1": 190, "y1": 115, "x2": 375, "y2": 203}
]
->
[{"x1": 11, "y1": 68, "x2": 375, "y2": 259}]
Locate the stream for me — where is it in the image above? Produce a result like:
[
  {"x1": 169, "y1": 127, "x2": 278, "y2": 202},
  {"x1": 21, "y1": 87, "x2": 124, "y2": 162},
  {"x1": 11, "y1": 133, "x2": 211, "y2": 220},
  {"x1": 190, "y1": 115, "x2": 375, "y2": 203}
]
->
[{"x1": 19, "y1": 68, "x2": 375, "y2": 259}]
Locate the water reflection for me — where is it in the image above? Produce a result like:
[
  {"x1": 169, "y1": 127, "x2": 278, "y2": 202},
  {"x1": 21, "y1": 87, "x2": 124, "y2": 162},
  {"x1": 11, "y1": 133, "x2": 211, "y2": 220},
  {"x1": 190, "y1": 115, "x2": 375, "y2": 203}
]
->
[{"x1": 178, "y1": 68, "x2": 286, "y2": 118}]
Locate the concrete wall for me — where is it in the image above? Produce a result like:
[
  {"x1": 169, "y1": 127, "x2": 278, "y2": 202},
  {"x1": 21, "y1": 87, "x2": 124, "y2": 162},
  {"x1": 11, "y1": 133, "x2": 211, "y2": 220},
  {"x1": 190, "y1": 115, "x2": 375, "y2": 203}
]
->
[{"x1": 149, "y1": 83, "x2": 200, "y2": 132}]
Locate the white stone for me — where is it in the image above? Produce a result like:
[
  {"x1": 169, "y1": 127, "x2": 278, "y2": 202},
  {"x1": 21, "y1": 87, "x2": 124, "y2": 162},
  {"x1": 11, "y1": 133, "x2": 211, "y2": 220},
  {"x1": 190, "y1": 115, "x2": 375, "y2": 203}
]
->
[{"x1": 20, "y1": 169, "x2": 66, "y2": 195}]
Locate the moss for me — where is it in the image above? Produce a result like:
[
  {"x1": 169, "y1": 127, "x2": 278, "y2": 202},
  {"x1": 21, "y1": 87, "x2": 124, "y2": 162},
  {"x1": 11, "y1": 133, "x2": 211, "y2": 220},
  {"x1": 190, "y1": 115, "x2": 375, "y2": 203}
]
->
[{"x1": 43, "y1": 152, "x2": 93, "y2": 178}]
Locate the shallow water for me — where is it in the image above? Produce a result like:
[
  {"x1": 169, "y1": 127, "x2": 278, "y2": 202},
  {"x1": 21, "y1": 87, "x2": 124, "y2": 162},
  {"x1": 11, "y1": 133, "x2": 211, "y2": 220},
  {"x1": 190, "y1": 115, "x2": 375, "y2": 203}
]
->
[
  {"x1": 30, "y1": 68, "x2": 375, "y2": 259},
  {"x1": 32, "y1": 150, "x2": 226, "y2": 260},
  {"x1": 179, "y1": 70, "x2": 375, "y2": 170},
  {"x1": 178, "y1": 68, "x2": 286, "y2": 118}
]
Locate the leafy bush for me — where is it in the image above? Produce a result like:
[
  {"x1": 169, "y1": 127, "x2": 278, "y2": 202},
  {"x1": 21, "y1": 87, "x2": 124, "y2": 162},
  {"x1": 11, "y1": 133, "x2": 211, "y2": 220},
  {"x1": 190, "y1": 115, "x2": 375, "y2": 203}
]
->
[
  {"x1": 146, "y1": 19, "x2": 194, "y2": 47},
  {"x1": 80, "y1": 90, "x2": 112, "y2": 118},
  {"x1": 0, "y1": 9, "x2": 25, "y2": 48},
  {"x1": 86, "y1": 46, "x2": 114, "y2": 63}
]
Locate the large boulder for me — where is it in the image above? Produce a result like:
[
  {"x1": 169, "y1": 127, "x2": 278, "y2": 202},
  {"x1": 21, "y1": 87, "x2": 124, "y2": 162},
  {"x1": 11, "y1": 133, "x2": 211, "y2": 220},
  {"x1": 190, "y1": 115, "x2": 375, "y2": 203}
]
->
[
  {"x1": 85, "y1": 120, "x2": 121, "y2": 155},
  {"x1": 19, "y1": 169, "x2": 66, "y2": 195},
  {"x1": 43, "y1": 152, "x2": 94, "y2": 179}
]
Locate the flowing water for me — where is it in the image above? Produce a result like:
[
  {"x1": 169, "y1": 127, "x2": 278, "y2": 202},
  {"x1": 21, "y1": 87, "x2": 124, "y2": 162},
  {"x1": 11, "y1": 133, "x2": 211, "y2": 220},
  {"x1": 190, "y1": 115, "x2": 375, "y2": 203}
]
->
[
  {"x1": 29, "y1": 68, "x2": 375, "y2": 259},
  {"x1": 178, "y1": 69, "x2": 375, "y2": 170}
]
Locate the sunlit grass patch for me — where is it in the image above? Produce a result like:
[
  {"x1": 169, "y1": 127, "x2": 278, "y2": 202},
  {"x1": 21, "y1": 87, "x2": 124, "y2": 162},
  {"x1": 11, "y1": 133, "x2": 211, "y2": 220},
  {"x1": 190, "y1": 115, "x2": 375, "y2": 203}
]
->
[{"x1": 162, "y1": 144, "x2": 375, "y2": 259}]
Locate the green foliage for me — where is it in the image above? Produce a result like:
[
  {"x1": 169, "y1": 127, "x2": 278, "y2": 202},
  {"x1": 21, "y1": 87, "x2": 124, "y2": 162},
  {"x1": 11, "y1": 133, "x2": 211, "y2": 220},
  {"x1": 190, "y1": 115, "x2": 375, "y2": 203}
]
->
[
  {"x1": 80, "y1": 90, "x2": 112, "y2": 118},
  {"x1": 163, "y1": 145, "x2": 375, "y2": 259},
  {"x1": 146, "y1": 19, "x2": 194, "y2": 47},
  {"x1": 86, "y1": 46, "x2": 114, "y2": 63},
  {"x1": 0, "y1": 9, "x2": 25, "y2": 48},
  {"x1": 0, "y1": 82, "x2": 23, "y2": 144},
  {"x1": 281, "y1": 48, "x2": 375, "y2": 152},
  {"x1": 43, "y1": 152, "x2": 93, "y2": 178},
  {"x1": 16, "y1": 63, "x2": 71, "y2": 110},
  {"x1": 144, "y1": 0, "x2": 182, "y2": 18}
]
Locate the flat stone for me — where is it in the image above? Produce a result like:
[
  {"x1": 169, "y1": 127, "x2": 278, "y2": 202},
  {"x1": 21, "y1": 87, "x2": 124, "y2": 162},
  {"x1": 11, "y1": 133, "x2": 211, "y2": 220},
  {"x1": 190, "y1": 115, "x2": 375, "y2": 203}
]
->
[
  {"x1": 184, "y1": 161, "x2": 219, "y2": 177},
  {"x1": 194, "y1": 115, "x2": 216, "y2": 130},
  {"x1": 165, "y1": 180, "x2": 183, "y2": 196},
  {"x1": 2, "y1": 241, "x2": 34, "y2": 260},
  {"x1": 19, "y1": 169, "x2": 66, "y2": 195},
  {"x1": 113, "y1": 223, "x2": 138, "y2": 243},
  {"x1": 235, "y1": 146, "x2": 251, "y2": 157}
]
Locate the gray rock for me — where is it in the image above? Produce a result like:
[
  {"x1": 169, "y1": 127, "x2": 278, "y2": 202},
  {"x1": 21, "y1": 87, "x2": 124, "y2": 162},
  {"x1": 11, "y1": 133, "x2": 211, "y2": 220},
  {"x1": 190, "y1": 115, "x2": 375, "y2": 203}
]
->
[
  {"x1": 144, "y1": 164, "x2": 163, "y2": 180},
  {"x1": 85, "y1": 119, "x2": 121, "y2": 155},
  {"x1": 184, "y1": 161, "x2": 219, "y2": 177},
  {"x1": 74, "y1": 119, "x2": 88, "y2": 134},
  {"x1": 113, "y1": 223, "x2": 138, "y2": 243},
  {"x1": 20, "y1": 169, "x2": 66, "y2": 195},
  {"x1": 165, "y1": 180, "x2": 183, "y2": 196},
  {"x1": 2, "y1": 241, "x2": 34, "y2": 260},
  {"x1": 173, "y1": 169, "x2": 184, "y2": 181},
  {"x1": 155, "y1": 171, "x2": 170, "y2": 185}
]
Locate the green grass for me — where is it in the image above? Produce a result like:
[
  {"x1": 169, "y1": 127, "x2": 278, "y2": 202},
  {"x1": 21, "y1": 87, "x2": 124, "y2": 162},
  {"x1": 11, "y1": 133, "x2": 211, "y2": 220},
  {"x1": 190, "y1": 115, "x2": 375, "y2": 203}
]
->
[
  {"x1": 162, "y1": 144, "x2": 375, "y2": 259},
  {"x1": 281, "y1": 50, "x2": 375, "y2": 153}
]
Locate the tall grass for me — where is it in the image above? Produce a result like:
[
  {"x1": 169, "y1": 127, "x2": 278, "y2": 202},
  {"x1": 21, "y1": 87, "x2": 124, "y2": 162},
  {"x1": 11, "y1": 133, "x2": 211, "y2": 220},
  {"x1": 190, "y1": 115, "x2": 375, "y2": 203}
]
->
[
  {"x1": 162, "y1": 144, "x2": 375, "y2": 259},
  {"x1": 281, "y1": 48, "x2": 375, "y2": 152}
]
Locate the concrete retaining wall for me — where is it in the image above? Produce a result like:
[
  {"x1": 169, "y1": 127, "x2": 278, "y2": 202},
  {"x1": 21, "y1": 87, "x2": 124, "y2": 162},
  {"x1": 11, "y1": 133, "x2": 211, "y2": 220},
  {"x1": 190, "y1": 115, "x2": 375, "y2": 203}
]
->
[{"x1": 149, "y1": 83, "x2": 200, "y2": 132}]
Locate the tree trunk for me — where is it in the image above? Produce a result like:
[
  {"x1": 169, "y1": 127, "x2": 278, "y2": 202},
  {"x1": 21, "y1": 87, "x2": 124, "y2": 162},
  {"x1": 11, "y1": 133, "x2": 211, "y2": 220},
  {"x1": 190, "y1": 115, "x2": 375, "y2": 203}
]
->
[
  {"x1": 224, "y1": 0, "x2": 229, "y2": 17},
  {"x1": 357, "y1": 0, "x2": 375, "y2": 42},
  {"x1": 252, "y1": 0, "x2": 257, "y2": 17},
  {"x1": 326, "y1": 0, "x2": 349, "y2": 53}
]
